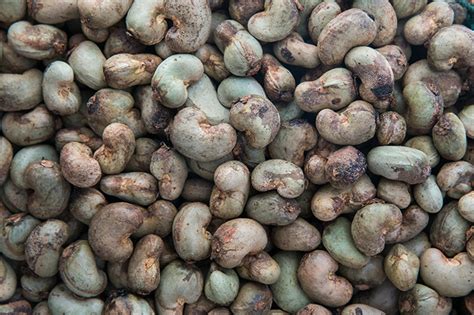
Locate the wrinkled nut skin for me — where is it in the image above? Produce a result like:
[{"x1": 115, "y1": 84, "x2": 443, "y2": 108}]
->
[
  {"x1": 384, "y1": 244, "x2": 420, "y2": 291},
  {"x1": 60, "y1": 142, "x2": 102, "y2": 188},
  {"x1": 432, "y1": 112, "x2": 467, "y2": 161},
  {"x1": 42, "y1": 61, "x2": 81, "y2": 116},
  {"x1": 229, "y1": 0, "x2": 264, "y2": 25},
  {"x1": 237, "y1": 251, "x2": 281, "y2": 284},
  {"x1": 403, "y1": 59, "x2": 462, "y2": 107},
  {"x1": 420, "y1": 248, "x2": 474, "y2": 297},
  {"x1": 170, "y1": 107, "x2": 237, "y2": 162},
  {"x1": 88, "y1": 202, "x2": 144, "y2": 262},
  {"x1": 150, "y1": 145, "x2": 188, "y2": 201},
  {"x1": 24, "y1": 160, "x2": 71, "y2": 219},
  {"x1": 2, "y1": 105, "x2": 56, "y2": 146},
  {"x1": 376, "y1": 111, "x2": 407, "y2": 145},
  {"x1": 260, "y1": 54, "x2": 295, "y2": 103},
  {"x1": 430, "y1": 201, "x2": 470, "y2": 257},
  {"x1": 230, "y1": 282, "x2": 273, "y2": 315},
  {"x1": 128, "y1": 234, "x2": 163, "y2": 295},
  {"x1": 7, "y1": 21, "x2": 67, "y2": 60},
  {"x1": 104, "y1": 53, "x2": 161, "y2": 89},
  {"x1": 269, "y1": 119, "x2": 317, "y2": 167},
  {"x1": 230, "y1": 95, "x2": 280, "y2": 149},
  {"x1": 151, "y1": 54, "x2": 204, "y2": 108},
  {"x1": 0, "y1": 213, "x2": 41, "y2": 261},
  {"x1": 367, "y1": 146, "x2": 431, "y2": 184},
  {"x1": 251, "y1": 159, "x2": 305, "y2": 198},
  {"x1": 94, "y1": 123, "x2": 136, "y2": 175},
  {"x1": 273, "y1": 32, "x2": 320, "y2": 69},
  {"x1": 351, "y1": 203, "x2": 403, "y2": 256},
  {"x1": 322, "y1": 217, "x2": 369, "y2": 269},
  {"x1": 271, "y1": 217, "x2": 320, "y2": 252},
  {"x1": 0, "y1": 256, "x2": 16, "y2": 302},
  {"x1": 173, "y1": 202, "x2": 212, "y2": 261},
  {"x1": 25, "y1": 219, "x2": 70, "y2": 278},
  {"x1": 155, "y1": 260, "x2": 203, "y2": 314},
  {"x1": 403, "y1": 81, "x2": 444, "y2": 135},
  {"x1": 210, "y1": 161, "x2": 250, "y2": 219},
  {"x1": 214, "y1": 20, "x2": 263, "y2": 76},
  {"x1": 134, "y1": 86, "x2": 173, "y2": 137},
  {"x1": 59, "y1": 240, "x2": 107, "y2": 298},
  {"x1": 68, "y1": 41, "x2": 107, "y2": 90},
  {"x1": 308, "y1": 1, "x2": 341, "y2": 44},
  {"x1": 0, "y1": 69, "x2": 43, "y2": 112},
  {"x1": 404, "y1": 2, "x2": 454, "y2": 45},
  {"x1": 125, "y1": 0, "x2": 167, "y2": 46},
  {"x1": 100, "y1": 172, "x2": 158, "y2": 206},
  {"x1": 195, "y1": 44, "x2": 230, "y2": 82},
  {"x1": 48, "y1": 284, "x2": 104, "y2": 314},
  {"x1": 375, "y1": 44, "x2": 408, "y2": 80},
  {"x1": 324, "y1": 146, "x2": 367, "y2": 189},
  {"x1": 247, "y1": 0, "x2": 301, "y2": 42},
  {"x1": 353, "y1": 0, "x2": 397, "y2": 47},
  {"x1": 78, "y1": 0, "x2": 132, "y2": 29},
  {"x1": 399, "y1": 283, "x2": 452, "y2": 315},
  {"x1": 311, "y1": 174, "x2": 376, "y2": 222},
  {"x1": 164, "y1": 0, "x2": 212, "y2": 52},
  {"x1": 427, "y1": 25, "x2": 474, "y2": 71},
  {"x1": 297, "y1": 250, "x2": 353, "y2": 307},
  {"x1": 211, "y1": 218, "x2": 268, "y2": 268},
  {"x1": 245, "y1": 191, "x2": 301, "y2": 226},
  {"x1": 0, "y1": 137, "x2": 13, "y2": 186},
  {"x1": 436, "y1": 161, "x2": 473, "y2": 199},
  {"x1": 316, "y1": 101, "x2": 377, "y2": 146},
  {"x1": 318, "y1": 9, "x2": 377, "y2": 65},
  {"x1": 344, "y1": 46, "x2": 395, "y2": 108}
]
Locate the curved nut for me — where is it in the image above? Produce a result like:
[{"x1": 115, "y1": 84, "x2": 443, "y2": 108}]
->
[
  {"x1": 325, "y1": 146, "x2": 367, "y2": 189},
  {"x1": 68, "y1": 41, "x2": 106, "y2": 90},
  {"x1": 353, "y1": 0, "x2": 397, "y2": 47},
  {"x1": 260, "y1": 54, "x2": 296, "y2": 103},
  {"x1": 60, "y1": 142, "x2": 102, "y2": 188},
  {"x1": 245, "y1": 191, "x2": 301, "y2": 226},
  {"x1": 100, "y1": 172, "x2": 158, "y2": 206},
  {"x1": 104, "y1": 53, "x2": 161, "y2": 89},
  {"x1": 0, "y1": 69, "x2": 43, "y2": 112},
  {"x1": 78, "y1": 0, "x2": 132, "y2": 29},
  {"x1": 125, "y1": 0, "x2": 167, "y2": 45},
  {"x1": 273, "y1": 32, "x2": 319, "y2": 68}
]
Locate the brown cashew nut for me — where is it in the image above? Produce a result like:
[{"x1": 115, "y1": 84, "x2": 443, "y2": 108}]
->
[
  {"x1": 94, "y1": 123, "x2": 136, "y2": 175},
  {"x1": 88, "y1": 202, "x2": 144, "y2": 263},
  {"x1": 60, "y1": 142, "x2": 102, "y2": 188},
  {"x1": 260, "y1": 54, "x2": 296, "y2": 103},
  {"x1": 273, "y1": 32, "x2": 320, "y2": 68}
]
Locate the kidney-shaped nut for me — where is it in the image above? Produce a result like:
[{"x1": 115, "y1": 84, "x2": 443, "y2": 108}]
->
[
  {"x1": 42, "y1": 61, "x2": 81, "y2": 116},
  {"x1": 404, "y1": 2, "x2": 454, "y2": 45},
  {"x1": 173, "y1": 202, "x2": 212, "y2": 262},
  {"x1": 69, "y1": 188, "x2": 107, "y2": 225},
  {"x1": 60, "y1": 142, "x2": 102, "y2": 188},
  {"x1": 88, "y1": 202, "x2": 144, "y2": 263},
  {"x1": 27, "y1": 0, "x2": 79, "y2": 24},
  {"x1": 298, "y1": 250, "x2": 353, "y2": 307},
  {"x1": 420, "y1": 248, "x2": 474, "y2": 297},
  {"x1": 398, "y1": 283, "x2": 452, "y2": 315},
  {"x1": 384, "y1": 244, "x2": 420, "y2": 291},
  {"x1": 211, "y1": 218, "x2": 268, "y2": 268},
  {"x1": 295, "y1": 68, "x2": 356, "y2": 113},
  {"x1": 0, "y1": 0, "x2": 26, "y2": 24},
  {"x1": 125, "y1": 0, "x2": 167, "y2": 45},
  {"x1": 345, "y1": 46, "x2": 394, "y2": 108},
  {"x1": 100, "y1": 172, "x2": 158, "y2": 206},
  {"x1": 68, "y1": 41, "x2": 106, "y2": 90},
  {"x1": 324, "y1": 146, "x2": 367, "y2": 189},
  {"x1": 0, "y1": 256, "x2": 16, "y2": 302},
  {"x1": 251, "y1": 159, "x2": 305, "y2": 198},
  {"x1": 385, "y1": 205, "x2": 429, "y2": 244},
  {"x1": 247, "y1": 0, "x2": 300, "y2": 42},
  {"x1": 48, "y1": 284, "x2": 104, "y2": 315},
  {"x1": 375, "y1": 44, "x2": 408, "y2": 80},
  {"x1": 230, "y1": 281, "x2": 273, "y2": 314},
  {"x1": 432, "y1": 112, "x2": 467, "y2": 161},
  {"x1": 59, "y1": 240, "x2": 106, "y2": 298},
  {"x1": 308, "y1": 1, "x2": 341, "y2": 44},
  {"x1": 2, "y1": 105, "x2": 56, "y2": 146},
  {"x1": 170, "y1": 107, "x2": 237, "y2": 162},
  {"x1": 127, "y1": 234, "x2": 163, "y2": 295},
  {"x1": 0, "y1": 69, "x2": 43, "y2": 112},
  {"x1": 104, "y1": 53, "x2": 161, "y2": 89},
  {"x1": 163, "y1": 0, "x2": 212, "y2": 52},
  {"x1": 427, "y1": 25, "x2": 474, "y2": 71},
  {"x1": 245, "y1": 191, "x2": 301, "y2": 226},
  {"x1": 217, "y1": 76, "x2": 266, "y2": 108},
  {"x1": 318, "y1": 9, "x2": 377, "y2": 65},
  {"x1": 352, "y1": 0, "x2": 397, "y2": 47},
  {"x1": 151, "y1": 54, "x2": 204, "y2": 108},
  {"x1": 376, "y1": 111, "x2": 407, "y2": 145},
  {"x1": 436, "y1": 161, "x2": 473, "y2": 199},
  {"x1": 150, "y1": 145, "x2": 188, "y2": 201},
  {"x1": 459, "y1": 191, "x2": 474, "y2": 222},
  {"x1": 104, "y1": 292, "x2": 154, "y2": 314},
  {"x1": 25, "y1": 219, "x2": 70, "y2": 277},
  {"x1": 351, "y1": 203, "x2": 403, "y2": 256},
  {"x1": 272, "y1": 217, "x2": 320, "y2": 252},
  {"x1": 273, "y1": 32, "x2": 320, "y2": 68},
  {"x1": 195, "y1": 44, "x2": 230, "y2": 82},
  {"x1": 214, "y1": 20, "x2": 263, "y2": 76},
  {"x1": 367, "y1": 146, "x2": 431, "y2": 184},
  {"x1": 155, "y1": 260, "x2": 203, "y2": 314},
  {"x1": 94, "y1": 123, "x2": 136, "y2": 175},
  {"x1": 78, "y1": 0, "x2": 132, "y2": 29},
  {"x1": 7, "y1": 21, "x2": 67, "y2": 60},
  {"x1": 230, "y1": 95, "x2": 280, "y2": 149},
  {"x1": 210, "y1": 161, "x2": 250, "y2": 219},
  {"x1": 237, "y1": 251, "x2": 281, "y2": 285},
  {"x1": 24, "y1": 160, "x2": 71, "y2": 219},
  {"x1": 260, "y1": 54, "x2": 295, "y2": 103},
  {"x1": 204, "y1": 262, "x2": 239, "y2": 306},
  {"x1": 0, "y1": 213, "x2": 41, "y2": 261},
  {"x1": 317, "y1": 101, "x2": 376, "y2": 146}
]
